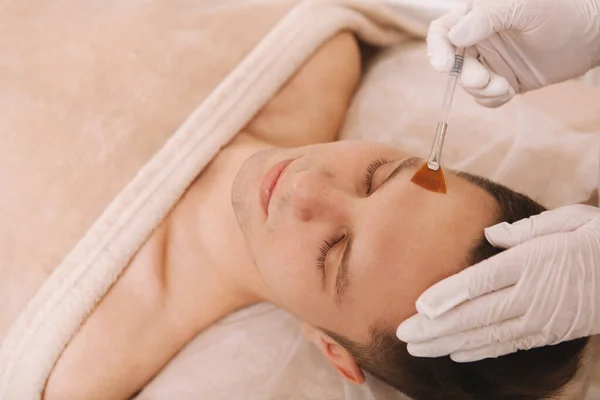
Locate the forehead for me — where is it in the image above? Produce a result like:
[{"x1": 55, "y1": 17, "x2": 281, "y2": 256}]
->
[{"x1": 345, "y1": 168, "x2": 499, "y2": 331}]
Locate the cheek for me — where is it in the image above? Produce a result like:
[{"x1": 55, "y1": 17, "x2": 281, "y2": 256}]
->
[
  {"x1": 255, "y1": 238, "x2": 315, "y2": 299},
  {"x1": 254, "y1": 237, "x2": 343, "y2": 327}
]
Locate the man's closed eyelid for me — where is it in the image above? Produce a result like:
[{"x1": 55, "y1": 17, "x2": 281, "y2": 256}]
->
[
  {"x1": 370, "y1": 160, "x2": 401, "y2": 193},
  {"x1": 322, "y1": 238, "x2": 343, "y2": 282},
  {"x1": 330, "y1": 239, "x2": 346, "y2": 273},
  {"x1": 375, "y1": 156, "x2": 421, "y2": 192},
  {"x1": 322, "y1": 235, "x2": 345, "y2": 276}
]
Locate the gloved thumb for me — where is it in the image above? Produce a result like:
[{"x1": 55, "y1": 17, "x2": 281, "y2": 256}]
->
[
  {"x1": 448, "y1": 6, "x2": 509, "y2": 48},
  {"x1": 485, "y1": 204, "x2": 599, "y2": 249}
]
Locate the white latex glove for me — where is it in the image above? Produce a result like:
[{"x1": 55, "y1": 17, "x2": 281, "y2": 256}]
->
[
  {"x1": 396, "y1": 204, "x2": 600, "y2": 362},
  {"x1": 428, "y1": 0, "x2": 600, "y2": 107}
]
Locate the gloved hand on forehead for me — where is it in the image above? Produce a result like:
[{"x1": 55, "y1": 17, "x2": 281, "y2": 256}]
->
[
  {"x1": 428, "y1": 0, "x2": 600, "y2": 108},
  {"x1": 396, "y1": 204, "x2": 600, "y2": 362}
]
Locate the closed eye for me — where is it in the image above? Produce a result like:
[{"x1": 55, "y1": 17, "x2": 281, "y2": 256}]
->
[
  {"x1": 317, "y1": 233, "x2": 344, "y2": 275},
  {"x1": 364, "y1": 157, "x2": 389, "y2": 194}
]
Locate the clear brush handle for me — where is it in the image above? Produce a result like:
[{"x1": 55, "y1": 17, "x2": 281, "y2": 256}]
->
[
  {"x1": 427, "y1": 49, "x2": 465, "y2": 171},
  {"x1": 441, "y1": 48, "x2": 464, "y2": 122}
]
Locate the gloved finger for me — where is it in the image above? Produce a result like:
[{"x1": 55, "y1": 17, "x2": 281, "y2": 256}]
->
[
  {"x1": 463, "y1": 71, "x2": 514, "y2": 98},
  {"x1": 458, "y1": 55, "x2": 490, "y2": 89},
  {"x1": 485, "y1": 204, "x2": 600, "y2": 249},
  {"x1": 427, "y1": 7, "x2": 468, "y2": 72},
  {"x1": 475, "y1": 94, "x2": 514, "y2": 109},
  {"x1": 450, "y1": 333, "x2": 547, "y2": 362},
  {"x1": 398, "y1": 286, "x2": 523, "y2": 343},
  {"x1": 448, "y1": 5, "x2": 511, "y2": 48},
  {"x1": 476, "y1": 38, "x2": 520, "y2": 94},
  {"x1": 406, "y1": 316, "x2": 528, "y2": 358},
  {"x1": 414, "y1": 247, "x2": 525, "y2": 319}
]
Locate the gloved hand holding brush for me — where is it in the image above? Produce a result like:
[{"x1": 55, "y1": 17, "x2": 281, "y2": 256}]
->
[{"x1": 427, "y1": 0, "x2": 600, "y2": 107}]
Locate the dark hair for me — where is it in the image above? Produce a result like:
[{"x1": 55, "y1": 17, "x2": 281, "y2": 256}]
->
[{"x1": 324, "y1": 173, "x2": 588, "y2": 400}]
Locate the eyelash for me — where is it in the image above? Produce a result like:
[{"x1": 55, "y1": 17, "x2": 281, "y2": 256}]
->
[
  {"x1": 316, "y1": 157, "x2": 388, "y2": 275},
  {"x1": 317, "y1": 233, "x2": 345, "y2": 274},
  {"x1": 364, "y1": 157, "x2": 389, "y2": 194}
]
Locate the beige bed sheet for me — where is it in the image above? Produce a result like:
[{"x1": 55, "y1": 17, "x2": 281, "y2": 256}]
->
[{"x1": 137, "y1": 40, "x2": 600, "y2": 400}]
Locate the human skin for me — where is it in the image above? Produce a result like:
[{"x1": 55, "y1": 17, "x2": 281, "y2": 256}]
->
[
  {"x1": 230, "y1": 139, "x2": 498, "y2": 383},
  {"x1": 43, "y1": 32, "x2": 498, "y2": 399}
]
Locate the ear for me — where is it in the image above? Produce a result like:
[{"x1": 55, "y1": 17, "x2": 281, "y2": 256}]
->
[{"x1": 301, "y1": 323, "x2": 365, "y2": 385}]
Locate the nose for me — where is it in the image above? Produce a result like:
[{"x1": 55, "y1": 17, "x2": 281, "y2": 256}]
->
[{"x1": 287, "y1": 168, "x2": 343, "y2": 222}]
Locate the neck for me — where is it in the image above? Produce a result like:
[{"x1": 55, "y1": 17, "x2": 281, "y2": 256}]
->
[{"x1": 163, "y1": 133, "x2": 276, "y2": 320}]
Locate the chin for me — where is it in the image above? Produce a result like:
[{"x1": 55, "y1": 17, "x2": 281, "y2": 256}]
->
[
  {"x1": 231, "y1": 149, "x2": 272, "y2": 234},
  {"x1": 231, "y1": 164, "x2": 253, "y2": 229}
]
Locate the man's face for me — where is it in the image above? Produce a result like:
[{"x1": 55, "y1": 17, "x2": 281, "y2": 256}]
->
[{"x1": 232, "y1": 140, "x2": 498, "y2": 343}]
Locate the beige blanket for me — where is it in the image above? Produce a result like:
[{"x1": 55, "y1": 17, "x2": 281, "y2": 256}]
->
[{"x1": 0, "y1": 0, "x2": 422, "y2": 398}]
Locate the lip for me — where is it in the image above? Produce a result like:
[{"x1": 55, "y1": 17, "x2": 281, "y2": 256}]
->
[{"x1": 259, "y1": 158, "x2": 295, "y2": 216}]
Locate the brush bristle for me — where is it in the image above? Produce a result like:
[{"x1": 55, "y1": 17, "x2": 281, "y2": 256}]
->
[{"x1": 410, "y1": 163, "x2": 447, "y2": 193}]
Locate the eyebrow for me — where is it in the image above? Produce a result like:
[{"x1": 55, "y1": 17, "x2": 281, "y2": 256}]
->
[
  {"x1": 335, "y1": 234, "x2": 353, "y2": 306},
  {"x1": 334, "y1": 156, "x2": 421, "y2": 306},
  {"x1": 379, "y1": 156, "x2": 421, "y2": 190}
]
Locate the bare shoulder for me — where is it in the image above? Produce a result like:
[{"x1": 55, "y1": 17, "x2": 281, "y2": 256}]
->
[{"x1": 244, "y1": 32, "x2": 361, "y2": 147}]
